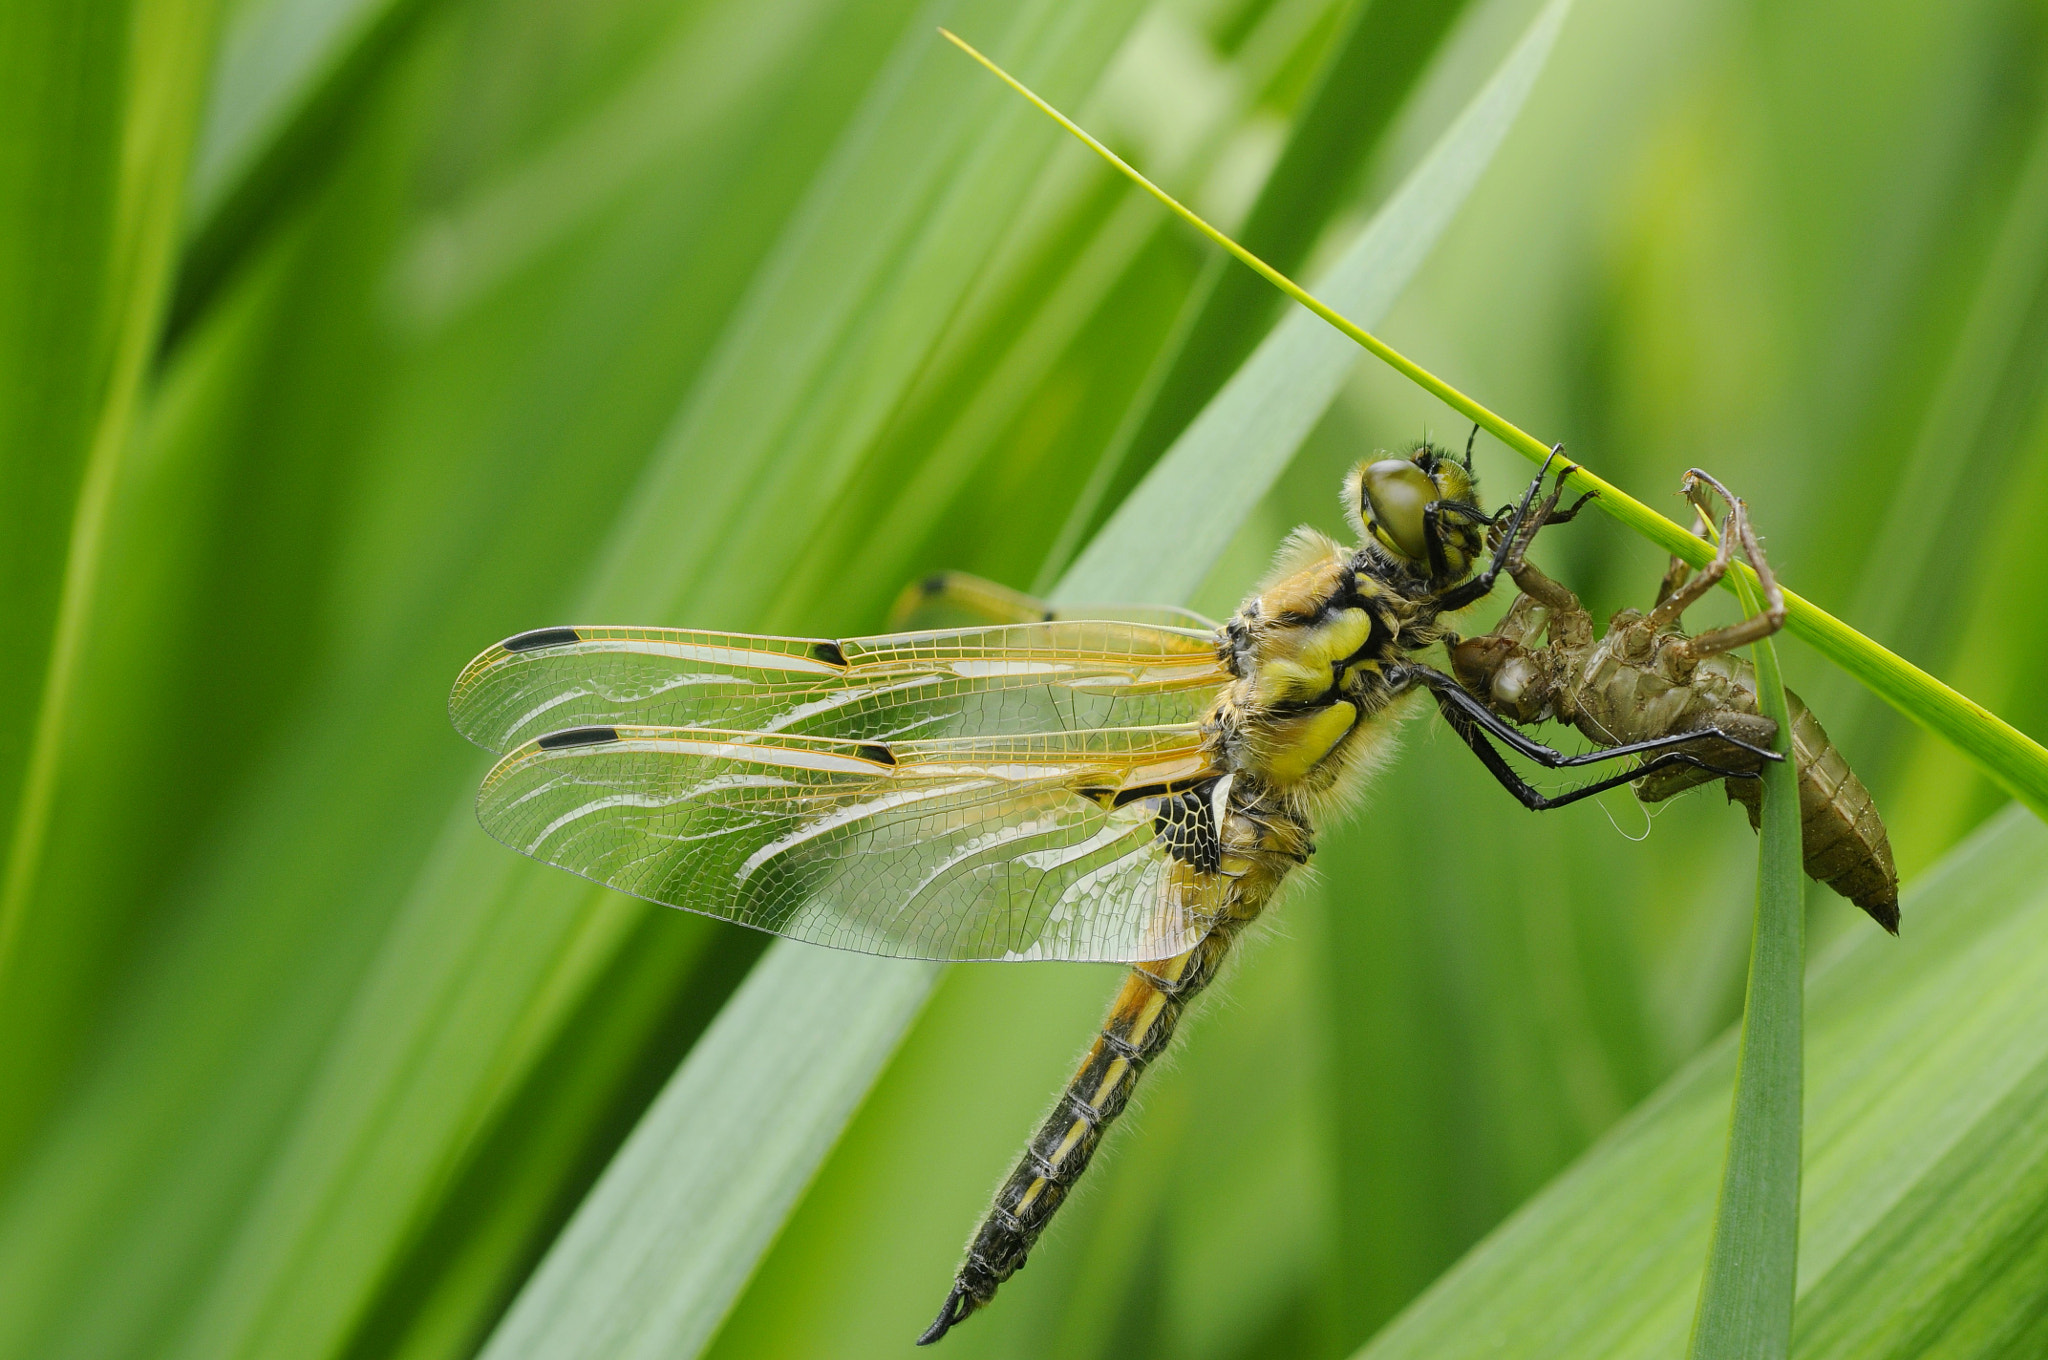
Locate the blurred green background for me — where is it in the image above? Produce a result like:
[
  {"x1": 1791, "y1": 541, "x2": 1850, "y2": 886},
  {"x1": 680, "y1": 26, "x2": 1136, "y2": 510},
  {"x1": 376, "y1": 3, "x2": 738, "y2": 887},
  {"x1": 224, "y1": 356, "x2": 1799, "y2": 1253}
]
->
[{"x1": 4, "y1": 0, "x2": 2046, "y2": 1357}]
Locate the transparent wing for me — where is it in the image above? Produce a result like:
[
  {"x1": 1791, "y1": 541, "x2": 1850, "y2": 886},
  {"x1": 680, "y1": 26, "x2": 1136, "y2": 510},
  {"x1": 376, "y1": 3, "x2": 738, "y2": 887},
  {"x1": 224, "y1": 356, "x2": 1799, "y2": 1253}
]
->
[
  {"x1": 474, "y1": 724, "x2": 1231, "y2": 962},
  {"x1": 450, "y1": 621, "x2": 1227, "y2": 755}
]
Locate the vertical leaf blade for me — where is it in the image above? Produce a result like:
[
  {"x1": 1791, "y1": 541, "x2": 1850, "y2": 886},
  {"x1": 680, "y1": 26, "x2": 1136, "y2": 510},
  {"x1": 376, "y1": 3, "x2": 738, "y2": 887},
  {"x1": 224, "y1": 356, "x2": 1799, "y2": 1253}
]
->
[
  {"x1": 1688, "y1": 572, "x2": 1805, "y2": 1359},
  {"x1": 0, "y1": 0, "x2": 222, "y2": 1148}
]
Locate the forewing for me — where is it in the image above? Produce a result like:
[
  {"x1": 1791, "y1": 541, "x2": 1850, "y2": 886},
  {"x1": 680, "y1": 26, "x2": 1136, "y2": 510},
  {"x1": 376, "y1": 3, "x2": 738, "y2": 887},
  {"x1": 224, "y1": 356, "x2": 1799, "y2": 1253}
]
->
[
  {"x1": 474, "y1": 725, "x2": 1229, "y2": 962},
  {"x1": 448, "y1": 622, "x2": 1226, "y2": 755}
]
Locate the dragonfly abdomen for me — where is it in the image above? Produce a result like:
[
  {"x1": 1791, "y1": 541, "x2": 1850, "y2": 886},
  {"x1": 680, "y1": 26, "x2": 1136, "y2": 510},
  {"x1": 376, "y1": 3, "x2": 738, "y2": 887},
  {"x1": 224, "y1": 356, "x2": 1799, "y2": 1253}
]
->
[{"x1": 921, "y1": 906, "x2": 1253, "y2": 1343}]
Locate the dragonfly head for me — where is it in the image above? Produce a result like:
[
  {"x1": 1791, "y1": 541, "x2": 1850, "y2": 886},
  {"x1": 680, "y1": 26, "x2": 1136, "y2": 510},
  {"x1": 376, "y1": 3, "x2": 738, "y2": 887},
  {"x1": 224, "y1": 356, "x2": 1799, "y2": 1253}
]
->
[
  {"x1": 1450, "y1": 632, "x2": 1552, "y2": 723},
  {"x1": 1346, "y1": 442, "x2": 1487, "y2": 583}
]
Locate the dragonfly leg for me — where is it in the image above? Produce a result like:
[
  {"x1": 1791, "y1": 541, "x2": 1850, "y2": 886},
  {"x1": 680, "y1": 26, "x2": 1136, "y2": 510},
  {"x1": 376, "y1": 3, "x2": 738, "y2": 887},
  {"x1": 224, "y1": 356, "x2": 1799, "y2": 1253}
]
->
[
  {"x1": 1489, "y1": 458, "x2": 1591, "y2": 621},
  {"x1": 1634, "y1": 709, "x2": 1778, "y2": 802},
  {"x1": 1427, "y1": 691, "x2": 1766, "y2": 811},
  {"x1": 1398, "y1": 664, "x2": 1782, "y2": 768},
  {"x1": 1433, "y1": 448, "x2": 1588, "y2": 613},
  {"x1": 1459, "y1": 464, "x2": 1597, "y2": 658},
  {"x1": 1503, "y1": 548, "x2": 1580, "y2": 618}
]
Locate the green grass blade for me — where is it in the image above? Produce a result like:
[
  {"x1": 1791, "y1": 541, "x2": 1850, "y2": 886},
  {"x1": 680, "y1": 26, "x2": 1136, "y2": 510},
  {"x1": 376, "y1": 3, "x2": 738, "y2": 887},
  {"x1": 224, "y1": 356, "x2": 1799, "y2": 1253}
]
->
[
  {"x1": 0, "y1": 0, "x2": 221, "y2": 1002},
  {"x1": 1688, "y1": 571, "x2": 1806, "y2": 1359},
  {"x1": 186, "y1": 0, "x2": 414, "y2": 223},
  {"x1": 1353, "y1": 804, "x2": 2048, "y2": 1359},
  {"x1": 946, "y1": 17, "x2": 2048, "y2": 825},
  {"x1": 167, "y1": 0, "x2": 445, "y2": 351},
  {"x1": 478, "y1": 950, "x2": 941, "y2": 1360},
  {"x1": 1046, "y1": 0, "x2": 1474, "y2": 571},
  {"x1": 778, "y1": 0, "x2": 1355, "y2": 625},
  {"x1": 1836, "y1": 109, "x2": 2048, "y2": 693},
  {"x1": 472, "y1": 15, "x2": 1563, "y2": 1354},
  {"x1": 1026, "y1": 0, "x2": 1571, "y2": 602}
]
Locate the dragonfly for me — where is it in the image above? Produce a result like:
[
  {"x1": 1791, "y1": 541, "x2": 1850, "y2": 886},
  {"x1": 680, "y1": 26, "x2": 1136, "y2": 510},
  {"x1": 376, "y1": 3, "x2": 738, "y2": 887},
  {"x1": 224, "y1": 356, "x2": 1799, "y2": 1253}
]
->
[
  {"x1": 449, "y1": 443, "x2": 1773, "y2": 1343},
  {"x1": 1449, "y1": 468, "x2": 1899, "y2": 931}
]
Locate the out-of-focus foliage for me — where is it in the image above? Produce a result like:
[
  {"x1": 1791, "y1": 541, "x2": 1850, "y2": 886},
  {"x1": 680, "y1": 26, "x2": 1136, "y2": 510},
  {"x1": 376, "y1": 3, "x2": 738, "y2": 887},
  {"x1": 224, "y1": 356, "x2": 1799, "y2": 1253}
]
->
[
  {"x1": 1356, "y1": 805, "x2": 2048, "y2": 1360},
  {"x1": 1, "y1": 0, "x2": 2045, "y2": 1358}
]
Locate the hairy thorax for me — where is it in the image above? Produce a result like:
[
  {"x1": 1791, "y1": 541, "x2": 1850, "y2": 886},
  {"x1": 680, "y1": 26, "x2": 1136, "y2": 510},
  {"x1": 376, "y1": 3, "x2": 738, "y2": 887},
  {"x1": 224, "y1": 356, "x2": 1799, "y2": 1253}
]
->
[{"x1": 1207, "y1": 534, "x2": 1436, "y2": 817}]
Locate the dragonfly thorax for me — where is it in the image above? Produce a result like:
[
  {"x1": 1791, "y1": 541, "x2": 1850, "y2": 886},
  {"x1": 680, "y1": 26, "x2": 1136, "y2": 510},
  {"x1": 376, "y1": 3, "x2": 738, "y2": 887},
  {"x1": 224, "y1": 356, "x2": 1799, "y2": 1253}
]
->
[{"x1": 1212, "y1": 548, "x2": 1426, "y2": 805}]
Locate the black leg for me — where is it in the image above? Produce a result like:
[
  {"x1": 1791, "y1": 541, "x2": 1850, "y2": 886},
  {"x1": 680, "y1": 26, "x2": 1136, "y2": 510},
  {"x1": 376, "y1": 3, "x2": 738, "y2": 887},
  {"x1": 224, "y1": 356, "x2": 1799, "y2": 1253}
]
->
[
  {"x1": 1397, "y1": 664, "x2": 1783, "y2": 768},
  {"x1": 1430, "y1": 448, "x2": 1569, "y2": 613},
  {"x1": 1428, "y1": 694, "x2": 1756, "y2": 811}
]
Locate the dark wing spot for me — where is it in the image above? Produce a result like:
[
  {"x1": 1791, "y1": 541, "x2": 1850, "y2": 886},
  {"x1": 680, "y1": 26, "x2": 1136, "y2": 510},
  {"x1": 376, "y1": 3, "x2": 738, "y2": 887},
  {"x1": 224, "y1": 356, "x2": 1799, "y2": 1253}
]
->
[
  {"x1": 536, "y1": 726, "x2": 619, "y2": 749},
  {"x1": 502, "y1": 626, "x2": 582, "y2": 652},
  {"x1": 811, "y1": 640, "x2": 848, "y2": 667},
  {"x1": 1152, "y1": 784, "x2": 1221, "y2": 873},
  {"x1": 857, "y1": 742, "x2": 897, "y2": 766},
  {"x1": 920, "y1": 574, "x2": 949, "y2": 596}
]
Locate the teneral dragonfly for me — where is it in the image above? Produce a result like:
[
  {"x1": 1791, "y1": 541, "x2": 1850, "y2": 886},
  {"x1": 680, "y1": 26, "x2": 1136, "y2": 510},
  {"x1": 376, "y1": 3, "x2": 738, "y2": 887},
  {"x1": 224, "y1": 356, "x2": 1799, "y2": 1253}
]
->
[{"x1": 449, "y1": 443, "x2": 1770, "y2": 1343}]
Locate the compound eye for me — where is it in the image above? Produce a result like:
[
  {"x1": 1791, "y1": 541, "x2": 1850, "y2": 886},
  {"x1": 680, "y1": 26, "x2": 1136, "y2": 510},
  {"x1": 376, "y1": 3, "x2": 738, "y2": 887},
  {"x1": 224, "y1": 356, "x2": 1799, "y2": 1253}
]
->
[{"x1": 1360, "y1": 459, "x2": 1435, "y2": 561}]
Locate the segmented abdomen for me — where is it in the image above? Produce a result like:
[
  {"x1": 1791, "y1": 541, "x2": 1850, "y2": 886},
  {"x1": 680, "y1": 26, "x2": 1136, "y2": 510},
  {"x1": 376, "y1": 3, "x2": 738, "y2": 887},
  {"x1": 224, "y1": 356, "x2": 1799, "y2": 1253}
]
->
[
  {"x1": 1724, "y1": 687, "x2": 1899, "y2": 932},
  {"x1": 1605, "y1": 650, "x2": 1900, "y2": 934},
  {"x1": 920, "y1": 914, "x2": 1249, "y2": 1343}
]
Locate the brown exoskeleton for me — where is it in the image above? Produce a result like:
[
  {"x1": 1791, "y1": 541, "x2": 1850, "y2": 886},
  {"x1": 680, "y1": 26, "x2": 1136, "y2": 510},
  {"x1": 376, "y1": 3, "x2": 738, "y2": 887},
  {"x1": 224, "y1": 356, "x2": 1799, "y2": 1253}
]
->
[{"x1": 1448, "y1": 469, "x2": 1899, "y2": 933}]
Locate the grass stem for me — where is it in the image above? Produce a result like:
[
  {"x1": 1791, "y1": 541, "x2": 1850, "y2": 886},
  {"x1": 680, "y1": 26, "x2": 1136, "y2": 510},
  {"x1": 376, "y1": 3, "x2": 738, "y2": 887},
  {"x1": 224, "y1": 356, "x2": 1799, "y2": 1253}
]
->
[{"x1": 1686, "y1": 567, "x2": 1805, "y2": 1359}]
